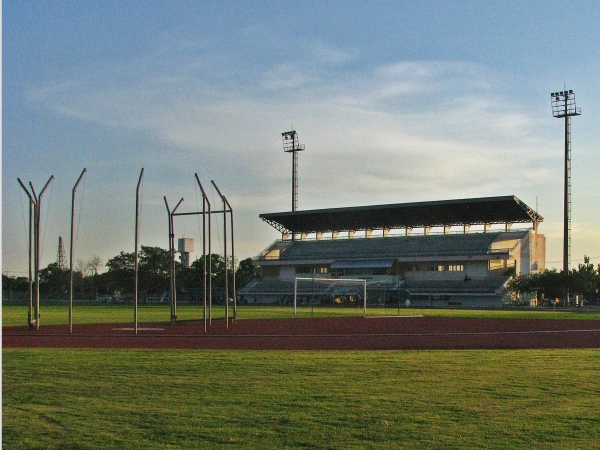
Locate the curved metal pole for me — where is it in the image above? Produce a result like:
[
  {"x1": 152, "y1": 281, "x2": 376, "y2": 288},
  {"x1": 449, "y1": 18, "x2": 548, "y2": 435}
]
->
[
  {"x1": 28, "y1": 176, "x2": 54, "y2": 331},
  {"x1": 172, "y1": 198, "x2": 183, "y2": 322},
  {"x1": 135, "y1": 168, "x2": 144, "y2": 334},
  {"x1": 17, "y1": 179, "x2": 34, "y2": 329},
  {"x1": 69, "y1": 168, "x2": 87, "y2": 334},
  {"x1": 164, "y1": 197, "x2": 173, "y2": 323},
  {"x1": 211, "y1": 181, "x2": 228, "y2": 329},
  {"x1": 164, "y1": 196, "x2": 183, "y2": 324},
  {"x1": 195, "y1": 174, "x2": 211, "y2": 331},
  {"x1": 225, "y1": 197, "x2": 236, "y2": 319},
  {"x1": 207, "y1": 198, "x2": 212, "y2": 325}
]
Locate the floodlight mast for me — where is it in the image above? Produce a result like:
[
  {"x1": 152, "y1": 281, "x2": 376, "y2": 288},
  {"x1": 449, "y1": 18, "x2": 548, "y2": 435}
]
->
[
  {"x1": 282, "y1": 130, "x2": 305, "y2": 213},
  {"x1": 550, "y1": 89, "x2": 581, "y2": 283}
]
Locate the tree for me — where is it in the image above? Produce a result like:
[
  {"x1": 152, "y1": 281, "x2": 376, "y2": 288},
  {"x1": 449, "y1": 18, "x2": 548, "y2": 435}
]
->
[
  {"x1": 104, "y1": 246, "x2": 176, "y2": 298},
  {"x1": 2, "y1": 274, "x2": 29, "y2": 300},
  {"x1": 506, "y1": 273, "x2": 538, "y2": 304},
  {"x1": 105, "y1": 251, "x2": 135, "y2": 295},
  {"x1": 570, "y1": 262, "x2": 600, "y2": 304},
  {"x1": 87, "y1": 255, "x2": 102, "y2": 300},
  {"x1": 236, "y1": 257, "x2": 260, "y2": 290},
  {"x1": 39, "y1": 262, "x2": 70, "y2": 297},
  {"x1": 139, "y1": 246, "x2": 173, "y2": 297},
  {"x1": 75, "y1": 258, "x2": 89, "y2": 299}
]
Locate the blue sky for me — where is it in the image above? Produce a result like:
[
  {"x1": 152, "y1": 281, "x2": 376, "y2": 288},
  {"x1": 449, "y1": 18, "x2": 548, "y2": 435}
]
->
[{"x1": 3, "y1": 0, "x2": 600, "y2": 276}]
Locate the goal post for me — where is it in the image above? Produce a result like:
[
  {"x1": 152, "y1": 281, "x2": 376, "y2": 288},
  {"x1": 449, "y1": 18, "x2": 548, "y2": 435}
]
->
[{"x1": 293, "y1": 277, "x2": 367, "y2": 315}]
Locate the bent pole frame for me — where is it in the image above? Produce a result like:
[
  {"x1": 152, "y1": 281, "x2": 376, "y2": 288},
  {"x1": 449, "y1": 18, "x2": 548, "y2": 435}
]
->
[
  {"x1": 164, "y1": 195, "x2": 184, "y2": 324},
  {"x1": 225, "y1": 197, "x2": 235, "y2": 319},
  {"x1": 211, "y1": 180, "x2": 233, "y2": 329},
  {"x1": 69, "y1": 168, "x2": 87, "y2": 334},
  {"x1": 28, "y1": 175, "x2": 54, "y2": 331},
  {"x1": 195, "y1": 174, "x2": 211, "y2": 332},
  {"x1": 134, "y1": 168, "x2": 144, "y2": 335},
  {"x1": 17, "y1": 179, "x2": 35, "y2": 329}
]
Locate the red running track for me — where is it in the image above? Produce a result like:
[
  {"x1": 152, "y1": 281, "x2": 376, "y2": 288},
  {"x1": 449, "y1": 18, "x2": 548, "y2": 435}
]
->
[{"x1": 3, "y1": 316, "x2": 600, "y2": 350}]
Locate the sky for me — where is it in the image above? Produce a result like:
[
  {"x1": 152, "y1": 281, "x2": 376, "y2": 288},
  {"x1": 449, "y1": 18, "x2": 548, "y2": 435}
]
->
[{"x1": 3, "y1": 0, "x2": 600, "y2": 277}]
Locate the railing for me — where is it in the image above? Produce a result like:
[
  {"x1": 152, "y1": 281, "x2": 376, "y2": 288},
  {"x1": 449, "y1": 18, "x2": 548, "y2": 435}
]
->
[{"x1": 277, "y1": 227, "x2": 533, "y2": 242}]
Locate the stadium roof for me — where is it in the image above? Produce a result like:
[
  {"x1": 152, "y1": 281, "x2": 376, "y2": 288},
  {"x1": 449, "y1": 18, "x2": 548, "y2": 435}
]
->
[{"x1": 260, "y1": 196, "x2": 543, "y2": 235}]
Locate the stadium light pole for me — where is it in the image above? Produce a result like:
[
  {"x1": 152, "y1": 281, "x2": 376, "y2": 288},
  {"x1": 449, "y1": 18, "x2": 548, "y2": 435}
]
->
[
  {"x1": 550, "y1": 89, "x2": 581, "y2": 304},
  {"x1": 282, "y1": 130, "x2": 305, "y2": 214}
]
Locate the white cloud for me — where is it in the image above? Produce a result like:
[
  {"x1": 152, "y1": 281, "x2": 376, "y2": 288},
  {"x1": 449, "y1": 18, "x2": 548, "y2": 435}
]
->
[{"x1": 12, "y1": 36, "x2": 598, "y2": 272}]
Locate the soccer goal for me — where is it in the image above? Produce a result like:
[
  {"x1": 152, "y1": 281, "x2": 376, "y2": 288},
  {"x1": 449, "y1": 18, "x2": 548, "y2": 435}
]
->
[{"x1": 293, "y1": 277, "x2": 367, "y2": 315}]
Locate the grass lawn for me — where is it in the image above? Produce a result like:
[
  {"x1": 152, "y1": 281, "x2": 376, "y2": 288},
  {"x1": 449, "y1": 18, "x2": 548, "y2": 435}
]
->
[
  {"x1": 3, "y1": 349, "x2": 600, "y2": 449},
  {"x1": 3, "y1": 303, "x2": 600, "y2": 327}
]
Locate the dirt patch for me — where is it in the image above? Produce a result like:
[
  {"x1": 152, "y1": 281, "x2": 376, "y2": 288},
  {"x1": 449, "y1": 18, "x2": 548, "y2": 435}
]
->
[{"x1": 3, "y1": 316, "x2": 600, "y2": 350}]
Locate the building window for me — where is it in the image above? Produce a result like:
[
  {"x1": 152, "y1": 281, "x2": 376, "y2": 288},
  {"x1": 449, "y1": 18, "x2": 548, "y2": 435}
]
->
[{"x1": 448, "y1": 264, "x2": 464, "y2": 272}]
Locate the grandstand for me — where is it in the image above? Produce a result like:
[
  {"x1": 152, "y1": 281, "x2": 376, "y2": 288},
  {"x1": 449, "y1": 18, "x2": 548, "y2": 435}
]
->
[{"x1": 239, "y1": 196, "x2": 546, "y2": 307}]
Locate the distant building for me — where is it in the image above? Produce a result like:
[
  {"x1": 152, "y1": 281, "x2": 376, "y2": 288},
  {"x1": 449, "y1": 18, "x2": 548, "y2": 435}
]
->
[
  {"x1": 239, "y1": 196, "x2": 545, "y2": 307},
  {"x1": 178, "y1": 238, "x2": 194, "y2": 269}
]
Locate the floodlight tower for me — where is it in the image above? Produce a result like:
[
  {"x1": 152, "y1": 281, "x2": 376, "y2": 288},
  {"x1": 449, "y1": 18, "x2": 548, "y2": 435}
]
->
[
  {"x1": 550, "y1": 89, "x2": 581, "y2": 277},
  {"x1": 282, "y1": 130, "x2": 305, "y2": 212}
]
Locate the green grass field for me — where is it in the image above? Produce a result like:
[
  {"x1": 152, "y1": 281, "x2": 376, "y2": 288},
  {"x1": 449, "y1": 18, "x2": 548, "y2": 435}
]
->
[
  {"x1": 3, "y1": 305, "x2": 600, "y2": 448},
  {"x1": 3, "y1": 349, "x2": 600, "y2": 449},
  {"x1": 3, "y1": 303, "x2": 600, "y2": 327}
]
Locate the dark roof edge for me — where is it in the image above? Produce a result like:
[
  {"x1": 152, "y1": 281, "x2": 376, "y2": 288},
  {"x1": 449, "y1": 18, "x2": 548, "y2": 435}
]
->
[{"x1": 260, "y1": 195, "x2": 542, "y2": 220}]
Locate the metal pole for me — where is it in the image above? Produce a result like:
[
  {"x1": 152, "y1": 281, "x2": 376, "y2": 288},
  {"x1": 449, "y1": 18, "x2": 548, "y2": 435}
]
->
[
  {"x1": 195, "y1": 174, "x2": 210, "y2": 331},
  {"x1": 208, "y1": 198, "x2": 212, "y2": 325},
  {"x1": 564, "y1": 113, "x2": 570, "y2": 306},
  {"x1": 294, "y1": 278, "x2": 297, "y2": 314},
  {"x1": 164, "y1": 197, "x2": 183, "y2": 323},
  {"x1": 211, "y1": 180, "x2": 228, "y2": 329},
  {"x1": 164, "y1": 197, "x2": 173, "y2": 323},
  {"x1": 69, "y1": 168, "x2": 86, "y2": 334},
  {"x1": 134, "y1": 168, "x2": 144, "y2": 334},
  {"x1": 225, "y1": 197, "x2": 236, "y2": 320},
  {"x1": 292, "y1": 150, "x2": 298, "y2": 212},
  {"x1": 30, "y1": 176, "x2": 54, "y2": 331},
  {"x1": 202, "y1": 188, "x2": 207, "y2": 330},
  {"x1": 564, "y1": 98, "x2": 569, "y2": 276},
  {"x1": 17, "y1": 179, "x2": 34, "y2": 329},
  {"x1": 364, "y1": 281, "x2": 367, "y2": 316},
  {"x1": 29, "y1": 183, "x2": 40, "y2": 330}
]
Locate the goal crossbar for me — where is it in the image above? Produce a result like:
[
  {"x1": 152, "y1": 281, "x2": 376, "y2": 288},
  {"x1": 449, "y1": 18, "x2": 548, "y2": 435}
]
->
[{"x1": 293, "y1": 277, "x2": 367, "y2": 315}]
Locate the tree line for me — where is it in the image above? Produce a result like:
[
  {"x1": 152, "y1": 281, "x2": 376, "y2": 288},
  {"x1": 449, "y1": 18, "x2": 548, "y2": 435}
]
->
[
  {"x1": 2, "y1": 246, "x2": 259, "y2": 303},
  {"x1": 506, "y1": 261, "x2": 600, "y2": 306}
]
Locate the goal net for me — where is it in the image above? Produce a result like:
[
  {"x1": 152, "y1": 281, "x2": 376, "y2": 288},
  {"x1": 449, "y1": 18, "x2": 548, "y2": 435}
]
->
[{"x1": 293, "y1": 277, "x2": 367, "y2": 315}]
